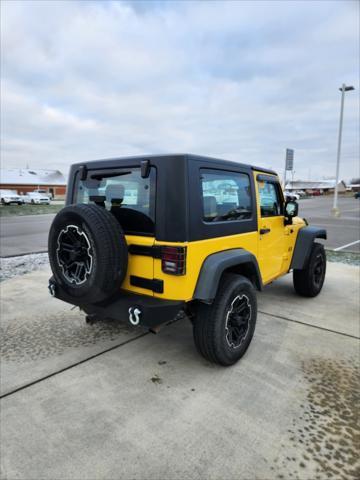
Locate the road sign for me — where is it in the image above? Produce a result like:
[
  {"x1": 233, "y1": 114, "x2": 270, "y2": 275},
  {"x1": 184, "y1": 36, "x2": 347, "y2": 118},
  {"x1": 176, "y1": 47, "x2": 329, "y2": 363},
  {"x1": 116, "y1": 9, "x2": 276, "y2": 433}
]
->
[{"x1": 285, "y1": 149, "x2": 294, "y2": 171}]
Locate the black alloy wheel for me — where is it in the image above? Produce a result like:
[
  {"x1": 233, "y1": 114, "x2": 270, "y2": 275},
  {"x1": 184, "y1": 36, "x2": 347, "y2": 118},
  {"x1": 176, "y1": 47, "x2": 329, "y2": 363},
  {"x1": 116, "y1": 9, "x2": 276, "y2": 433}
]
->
[
  {"x1": 312, "y1": 252, "x2": 325, "y2": 289},
  {"x1": 56, "y1": 224, "x2": 93, "y2": 286},
  {"x1": 193, "y1": 274, "x2": 257, "y2": 366},
  {"x1": 225, "y1": 294, "x2": 252, "y2": 349},
  {"x1": 293, "y1": 243, "x2": 326, "y2": 297}
]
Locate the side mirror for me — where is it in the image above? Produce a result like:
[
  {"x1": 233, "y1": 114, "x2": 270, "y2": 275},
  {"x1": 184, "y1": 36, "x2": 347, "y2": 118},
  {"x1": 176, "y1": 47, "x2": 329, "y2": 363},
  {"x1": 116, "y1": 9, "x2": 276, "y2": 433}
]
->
[{"x1": 285, "y1": 200, "x2": 298, "y2": 224}]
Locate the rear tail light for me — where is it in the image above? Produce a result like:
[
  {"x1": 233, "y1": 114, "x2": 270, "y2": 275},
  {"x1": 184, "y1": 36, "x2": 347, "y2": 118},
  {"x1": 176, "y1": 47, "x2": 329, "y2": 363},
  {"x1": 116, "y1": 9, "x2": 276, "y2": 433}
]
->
[{"x1": 161, "y1": 246, "x2": 187, "y2": 275}]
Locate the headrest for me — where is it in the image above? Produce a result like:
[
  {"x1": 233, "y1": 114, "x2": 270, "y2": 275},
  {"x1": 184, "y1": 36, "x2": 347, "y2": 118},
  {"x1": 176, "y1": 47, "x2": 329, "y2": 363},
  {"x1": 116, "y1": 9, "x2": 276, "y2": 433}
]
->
[
  {"x1": 203, "y1": 196, "x2": 217, "y2": 217},
  {"x1": 105, "y1": 184, "x2": 124, "y2": 203}
]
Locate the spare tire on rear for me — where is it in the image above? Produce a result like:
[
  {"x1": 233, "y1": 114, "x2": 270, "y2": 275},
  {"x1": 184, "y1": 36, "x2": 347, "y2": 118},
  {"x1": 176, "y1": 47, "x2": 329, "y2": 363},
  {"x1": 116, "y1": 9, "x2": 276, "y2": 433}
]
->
[{"x1": 48, "y1": 204, "x2": 128, "y2": 304}]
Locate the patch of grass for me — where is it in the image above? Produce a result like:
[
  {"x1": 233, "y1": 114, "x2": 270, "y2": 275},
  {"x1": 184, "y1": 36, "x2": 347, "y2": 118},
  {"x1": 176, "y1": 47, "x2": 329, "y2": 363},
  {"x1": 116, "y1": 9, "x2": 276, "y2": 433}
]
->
[{"x1": 0, "y1": 204, "x2": 64, "y2": 217}]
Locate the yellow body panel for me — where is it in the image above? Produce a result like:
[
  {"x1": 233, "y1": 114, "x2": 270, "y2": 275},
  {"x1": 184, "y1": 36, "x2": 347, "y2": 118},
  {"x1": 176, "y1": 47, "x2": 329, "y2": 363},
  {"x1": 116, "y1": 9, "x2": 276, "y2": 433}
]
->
[
  {"x1": 253, "y1": 171, "x2": 282, "y2": 283},
  {"x1": 122, "y1": 235, "x2": 155, "y2": 296},
  {"x1": 153, "y1": 231, "x2": 258, "y2": 301},
  {"x1": 122, "y1": 172, "x2": 305, "y2": 302},
  {"x1": 253, "y1": 170, "x2": 305, "y2": 283},
  {"x1": 283, "y1": 216, "x2": 306, "y2": 272},
  {"x1": 257, "y1": 215, "x2": 285, "y2": 283}
]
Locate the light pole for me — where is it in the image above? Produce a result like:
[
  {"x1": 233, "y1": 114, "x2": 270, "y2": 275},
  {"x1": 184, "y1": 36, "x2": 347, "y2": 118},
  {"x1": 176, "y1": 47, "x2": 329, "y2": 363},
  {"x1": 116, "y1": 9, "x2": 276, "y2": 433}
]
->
[{"x1": 332, "y1": 83, "x2": 355, "y2": 217}]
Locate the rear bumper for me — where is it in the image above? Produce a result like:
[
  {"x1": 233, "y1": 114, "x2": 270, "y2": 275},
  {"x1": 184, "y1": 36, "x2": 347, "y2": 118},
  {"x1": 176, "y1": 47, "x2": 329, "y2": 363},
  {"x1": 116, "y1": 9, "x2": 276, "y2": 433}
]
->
[{"x1": 48, "y1": 277, "x2": 184, "y2": 329}]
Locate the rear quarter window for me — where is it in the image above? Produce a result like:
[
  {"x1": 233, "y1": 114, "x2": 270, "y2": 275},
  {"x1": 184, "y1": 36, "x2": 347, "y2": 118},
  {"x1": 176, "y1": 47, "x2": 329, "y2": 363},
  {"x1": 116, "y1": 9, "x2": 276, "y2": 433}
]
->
[{"x1": 200, "y1": 169, "x2": 252, "y2": 222}]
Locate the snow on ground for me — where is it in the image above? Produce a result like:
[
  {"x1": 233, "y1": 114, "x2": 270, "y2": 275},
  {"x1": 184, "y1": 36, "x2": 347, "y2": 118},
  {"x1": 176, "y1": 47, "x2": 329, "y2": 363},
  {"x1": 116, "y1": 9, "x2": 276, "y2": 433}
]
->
[{"x1": 0, "y1": 253, "x2": 49, "y2": 282}]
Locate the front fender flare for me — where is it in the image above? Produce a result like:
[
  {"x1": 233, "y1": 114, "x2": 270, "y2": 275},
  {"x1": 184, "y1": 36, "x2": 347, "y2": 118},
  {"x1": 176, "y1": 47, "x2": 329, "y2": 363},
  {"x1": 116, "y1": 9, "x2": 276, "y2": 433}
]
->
[
  {"x1": 290, "y1": 226, "x2": 327, "y2": 270},
  {"x1": 193, "y1": 249, "x2": 263, "y2": 303}
]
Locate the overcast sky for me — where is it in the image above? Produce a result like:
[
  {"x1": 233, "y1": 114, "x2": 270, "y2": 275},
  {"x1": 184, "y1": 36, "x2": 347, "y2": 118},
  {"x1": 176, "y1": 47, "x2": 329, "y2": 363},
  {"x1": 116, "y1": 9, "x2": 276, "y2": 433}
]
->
[{"x1": 1, "y1": 0, "x2": 359, "y2": 181}]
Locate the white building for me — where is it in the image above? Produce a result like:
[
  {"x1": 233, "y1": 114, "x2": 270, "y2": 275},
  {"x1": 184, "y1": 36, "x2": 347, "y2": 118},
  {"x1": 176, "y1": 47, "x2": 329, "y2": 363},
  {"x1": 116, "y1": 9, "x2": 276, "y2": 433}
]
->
[
  {"x1": 0, "y1": 169, "x2": 67, "y2": 199},
  {"x1": 285, "y1": 180, "x2": 347, "y2": 194}
]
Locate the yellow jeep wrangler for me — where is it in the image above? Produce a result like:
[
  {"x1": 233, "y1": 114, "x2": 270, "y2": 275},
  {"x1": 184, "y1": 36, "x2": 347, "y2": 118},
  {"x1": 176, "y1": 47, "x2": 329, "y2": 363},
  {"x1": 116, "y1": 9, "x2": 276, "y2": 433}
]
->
[{"x1": 48, "y1": 154, "x2": 326, "y2": 366}]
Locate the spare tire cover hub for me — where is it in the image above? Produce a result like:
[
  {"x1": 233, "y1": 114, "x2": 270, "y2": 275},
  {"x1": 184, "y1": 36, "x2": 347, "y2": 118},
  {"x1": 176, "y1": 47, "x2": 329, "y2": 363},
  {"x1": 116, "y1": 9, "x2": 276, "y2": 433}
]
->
[{"x1": 56, "y1": 224, "x2": 93, "y2": 285}]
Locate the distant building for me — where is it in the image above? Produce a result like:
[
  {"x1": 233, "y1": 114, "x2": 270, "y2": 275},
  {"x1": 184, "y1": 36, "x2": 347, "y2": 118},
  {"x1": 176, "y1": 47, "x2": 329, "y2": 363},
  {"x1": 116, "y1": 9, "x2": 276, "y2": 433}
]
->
[
  {"x1": 0, "y1": 169, "x2": 67, "y2": 199},
  {"x1": 285, "y1": 180, "x2": 347, "y2": 194},
  {"x1": 347, "y1": 183, "x2": 360, "y2": 192}
]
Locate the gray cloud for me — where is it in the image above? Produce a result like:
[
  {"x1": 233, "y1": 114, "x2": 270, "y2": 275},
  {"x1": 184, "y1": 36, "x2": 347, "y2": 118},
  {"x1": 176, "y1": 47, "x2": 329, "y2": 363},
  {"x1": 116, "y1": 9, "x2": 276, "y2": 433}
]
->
[{"x1": 1, "y1": 0, "x2": 359, "y2": 181}]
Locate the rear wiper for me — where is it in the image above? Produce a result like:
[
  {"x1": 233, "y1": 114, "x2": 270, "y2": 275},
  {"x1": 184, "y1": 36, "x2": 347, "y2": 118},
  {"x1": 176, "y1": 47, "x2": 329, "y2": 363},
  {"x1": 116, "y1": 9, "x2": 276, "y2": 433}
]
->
[{"x1": 90, "y1": 171, "x2": 131, "y2": 180}]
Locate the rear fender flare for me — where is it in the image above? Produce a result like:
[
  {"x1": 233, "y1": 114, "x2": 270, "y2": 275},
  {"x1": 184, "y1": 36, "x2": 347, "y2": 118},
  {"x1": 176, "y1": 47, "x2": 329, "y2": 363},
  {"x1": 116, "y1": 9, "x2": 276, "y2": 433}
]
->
[
  {"x1": 193, "y1": 249, "x2": 263, "y2": 303},
  {"x1": 290, "y1": 226, "x2": 327, "y2": 270}
]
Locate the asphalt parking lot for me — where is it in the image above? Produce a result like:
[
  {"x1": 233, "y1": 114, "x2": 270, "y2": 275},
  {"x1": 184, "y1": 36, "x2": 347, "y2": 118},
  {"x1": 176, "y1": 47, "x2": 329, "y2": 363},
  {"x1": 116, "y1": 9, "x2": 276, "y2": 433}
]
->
[
  {"x1": 0, "y1": 213, "x2": 54, "y2": 257},
  {"x1": 298, "y1": 196, "x2": 360, "y2": 253},
  {"x1": 0, "y1": 195, "x2": 359, "y2": 257},
  {"x1": 1, "y1": 263, "x2": 359, "y2": 480}
]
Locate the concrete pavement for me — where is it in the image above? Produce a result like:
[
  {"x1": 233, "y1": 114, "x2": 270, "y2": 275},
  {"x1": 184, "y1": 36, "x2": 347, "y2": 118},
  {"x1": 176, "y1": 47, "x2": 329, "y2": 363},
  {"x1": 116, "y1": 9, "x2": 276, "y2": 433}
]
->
[
  {"x1": 260, "y1": 262, "x2": 359, "y2": 337},
  {"x1": 0, "y1": 270, "x2": 141, "y2": 395},
  {"x1": 1, "y1": 263, "x2": 359, "y2": 479}
]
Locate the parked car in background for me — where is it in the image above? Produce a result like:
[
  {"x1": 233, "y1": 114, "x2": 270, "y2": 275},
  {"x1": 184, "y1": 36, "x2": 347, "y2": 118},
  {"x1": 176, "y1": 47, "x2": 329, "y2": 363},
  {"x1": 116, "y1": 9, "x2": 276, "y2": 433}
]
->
[
  {"x1": 22, "y1": 192, "x2": 51, "y2": 205},
  {"x1": 33, "y1": 188, "x2": 53, "y2": 199},
  {"x1": 0, "y1": 189, "x2": 23, "y2": 205},
  {"x1": 294, "y1": 190, "x2": 306, "y2": 198},
  {"x1": 284, "y1": 191, "x2": 300, "y2": 201}
]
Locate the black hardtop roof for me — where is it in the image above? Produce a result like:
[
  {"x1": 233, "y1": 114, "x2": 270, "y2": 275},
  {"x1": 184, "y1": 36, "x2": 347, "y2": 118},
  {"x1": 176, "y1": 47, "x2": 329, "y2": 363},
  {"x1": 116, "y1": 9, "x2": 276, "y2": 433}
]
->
[{"x1": 72, "y1": 153, "x2": 277, "y2": 176}]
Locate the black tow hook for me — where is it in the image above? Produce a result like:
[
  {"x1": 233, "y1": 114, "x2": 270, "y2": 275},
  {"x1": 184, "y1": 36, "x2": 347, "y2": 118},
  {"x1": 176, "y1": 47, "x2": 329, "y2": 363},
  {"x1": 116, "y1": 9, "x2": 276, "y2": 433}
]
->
[{"x1": 48, "y1": 282, "x2": 56, "y2": 297}]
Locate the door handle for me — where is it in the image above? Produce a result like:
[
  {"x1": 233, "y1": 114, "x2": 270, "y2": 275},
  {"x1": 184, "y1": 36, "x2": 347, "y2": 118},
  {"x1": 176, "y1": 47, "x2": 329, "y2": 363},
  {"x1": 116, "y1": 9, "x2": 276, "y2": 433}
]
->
[{"x1": 260, "y1": 228, "x2": 271, "y2": 235}]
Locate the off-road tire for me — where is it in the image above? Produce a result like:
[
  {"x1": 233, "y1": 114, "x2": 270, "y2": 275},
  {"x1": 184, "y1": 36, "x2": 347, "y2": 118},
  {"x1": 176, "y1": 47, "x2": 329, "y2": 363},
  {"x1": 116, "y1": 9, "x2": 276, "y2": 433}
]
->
[
  {"x1": 293, "y1": 243, "x2": 326, "y2": 297},
  {"x1": 193, "y1": 274, "x2": 257, "y2": 366},
  {"x1": 48, "y1": 204, "x2": 128, "y2": 304}
]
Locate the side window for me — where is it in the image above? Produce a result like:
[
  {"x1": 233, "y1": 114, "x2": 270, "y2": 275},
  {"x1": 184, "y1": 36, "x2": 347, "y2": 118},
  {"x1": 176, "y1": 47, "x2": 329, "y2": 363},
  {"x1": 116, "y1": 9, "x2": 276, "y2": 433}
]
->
[
  {"x1": 200, "y1": 169, "x2": 252, "y2": 222},
  {"x1": 258, "y1": 180, "x2": 283, "y2": 217}
]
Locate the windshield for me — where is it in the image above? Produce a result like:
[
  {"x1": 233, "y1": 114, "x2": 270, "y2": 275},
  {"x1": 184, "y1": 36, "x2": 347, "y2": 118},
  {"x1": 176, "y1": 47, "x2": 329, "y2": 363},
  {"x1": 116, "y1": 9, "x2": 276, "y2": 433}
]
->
[{"x1": 75, "y1": 167, "x2": 156, "y2": 235}]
